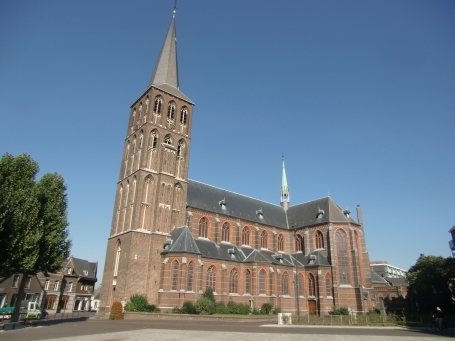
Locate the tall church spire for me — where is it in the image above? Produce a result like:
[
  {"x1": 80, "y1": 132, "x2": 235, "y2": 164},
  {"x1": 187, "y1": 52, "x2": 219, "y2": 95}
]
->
[
  {"x1": 149, "y1": 11, "x2": 179, "y2": 89},
  {"x1": 280, "y1": 156, "x2": 290, "y2": 211}
]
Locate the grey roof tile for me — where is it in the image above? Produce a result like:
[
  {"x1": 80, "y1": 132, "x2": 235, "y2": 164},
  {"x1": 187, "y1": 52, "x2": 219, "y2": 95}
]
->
[{"x1": 370, "y1": 270, "x2": 389, "y2": 284}]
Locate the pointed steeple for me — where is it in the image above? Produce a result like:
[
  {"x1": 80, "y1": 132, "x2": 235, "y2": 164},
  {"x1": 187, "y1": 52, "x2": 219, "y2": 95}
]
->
[
  {"x1": 280, "y1": 156, "x2": 290, "y2": 211},
  {"x1": 148, "y1": 8, "x2": 192, "y2": 103}
]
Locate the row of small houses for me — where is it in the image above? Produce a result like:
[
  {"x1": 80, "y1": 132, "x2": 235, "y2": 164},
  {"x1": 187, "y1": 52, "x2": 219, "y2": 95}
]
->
[{"x1": 0, "y1": 256, "x2": 99, "y2": 313}]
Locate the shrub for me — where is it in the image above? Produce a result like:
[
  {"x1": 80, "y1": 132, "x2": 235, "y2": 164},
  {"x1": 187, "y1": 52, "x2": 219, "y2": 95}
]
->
[
  {"x1": 124, "y1": 294, "x2": 159, "y2": 312},
  {"x1": 181, "y1": 301, "x2": 197, "y2": 314},
  {"x1": 260, "y1": 302, "x2": 272, "y2": 315},
  {"x1": 251, "y1": 307, "x2": 260, "y2": 315},
  {"x1": 202, "y1": 287, "x2": 215, "y2": 302},
  {"x1": 329, "y1": 306, "x2": 349, "y2": 315},
  {"x1": 195, "y1": 297, "x2": 216, "y2": 315},
  {"x1": 227, "y1": 301, "x2": 250, "y2": 315},
  {"x1": 273, "y1": 306, "x2": 281, "y2": 315},
  {"x1": 109, "y1": 301, "x2": 124, "y2": 320},
  {"x1": 215, "y1": 301, "x2": 229, "y2": 314}
]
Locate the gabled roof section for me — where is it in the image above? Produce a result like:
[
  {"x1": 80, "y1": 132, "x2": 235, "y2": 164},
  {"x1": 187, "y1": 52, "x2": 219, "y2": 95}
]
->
[
  {"x1": 147, "y1": 13, "x2": 192, "y2": 104},
  {"x1": 72, "y1": 257, "x2": 97, "y2": 280},
  {"x1": 287, "y1": 196, "x2": 358, "y2": 228},
  {"x1": 385, "y1": 277, "x2": 408, "y2": 287},
  {"x1": 292, "y1": 251, "x2": 331, "y2": 267},
  {"x1": 165, "y1": 226, "x2": 201, "y2": 254},
  {"x1": 187, "y1": 180, "x2": 287, "y2": 228}
]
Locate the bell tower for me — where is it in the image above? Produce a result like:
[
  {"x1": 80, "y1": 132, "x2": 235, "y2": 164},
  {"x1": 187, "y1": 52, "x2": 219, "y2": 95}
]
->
[{"x1": 99, "y1": 8, "x2": 194, "y2": 312}]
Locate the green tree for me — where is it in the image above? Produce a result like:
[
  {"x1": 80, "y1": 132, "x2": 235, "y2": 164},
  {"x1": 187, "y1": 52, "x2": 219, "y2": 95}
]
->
[
  {"x1": 0, "y1": 153, "x2": 71, "y2": 322},
  {"x1": 406, "y1": 254, "x2": 455, "y2": 312}
]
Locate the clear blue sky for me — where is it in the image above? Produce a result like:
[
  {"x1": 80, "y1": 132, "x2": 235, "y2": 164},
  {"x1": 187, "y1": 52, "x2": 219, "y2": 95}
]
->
[{"x1": 1, "y1": 1, "x2": 454, "y2": 284}]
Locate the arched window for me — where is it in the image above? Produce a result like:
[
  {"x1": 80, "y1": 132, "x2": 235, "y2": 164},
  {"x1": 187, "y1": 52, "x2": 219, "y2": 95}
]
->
[
  {"x1": 153, "y1": 96, "x2": 162, "y2": 115},
  {"x1": 325, "y1": 273, "x2": 332, "y2": 297},
  {"x1": 167, "y1": 102, "x2": 176, "y2": 129},
  {"x1": 206, "y1": 266, "x2": 216, "y2": 291},
  {"x1": 199, "y1": 217, "x2": 208, "y2": 238},
  {"x1": 245, "y1": 270, "x2": 251, "y2": 294},
  {"x1": 282, "y1": 273, "x2": 289, "y2": 295},
  {"x1": 336, "y1": 230, "x2": 350, "y2": 284},
  {"x1": 171, "y1": 260, "x2": 179, "y2": 290},
  {"x1": 164, "y1": 135, "x2": 172, "y2": 145},
  {"x1": 260, "y1": 230, "x2": 268, "y2": 249},
  {"x1": 132, "y1": 109, "x2": 136, "y2": 125},
  {"x1": 295, "y1": 234, "x2": 304, "y2": 253},
  {"x1": 187, "y1": 262, "x2": 194, "y2": 291},
  {"x1": 308, "y1": 274, "x2": 316, "y2": 297},
  {"x1": 145, "y1": 96, "x2": 149, "y2": 113},
  {"x1": 177, "y1": 140, "x2": 184, "y2": 157},
  {"x1": 167, "y1": 102, "x2": 176, "y2": 120},
  {"x1": 298, "y1": 274, "x2": 304, "y2": 296},
  {"x1": 278, "y1": 234, "x2": 284, "y2": 251},
  {"x1": 259, "y1": 270, "x2": 266, "y2": 294},
  {"x1": 242, "y1": 227, "x2": 250, "y2": 245},
  {"x1": 113, "y1": 241, "x2": 121, "y2": 277},
  {"x1": 151, "y1": 131, "x2": 158, "y2": 149},
  {"x1": 221, "y1": 222, "x2": 230, "y2": 242},
  {"x1": 180, "y1": 107, "x2": 188, "y2": 125},
  {"x1": 138, "y1": 102, "x2": 142, "y2": 117},
  {"x1": 229, "y1": 269, "x2": 238, "y2": 293},
  {"x1": 315, "y1": 230, "x2": 324, "y2": 249}
]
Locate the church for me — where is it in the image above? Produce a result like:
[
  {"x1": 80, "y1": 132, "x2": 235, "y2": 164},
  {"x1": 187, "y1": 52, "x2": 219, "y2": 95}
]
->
[{"x1": 98, "y1": 9, "x2": 376, "y2": 315}]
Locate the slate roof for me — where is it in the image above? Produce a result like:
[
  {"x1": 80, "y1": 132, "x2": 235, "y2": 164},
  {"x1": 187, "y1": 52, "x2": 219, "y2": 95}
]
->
[
  {"x1": 163, "y1": 226, "x2": 331, "y2": 267},
  {"x1": 187, "y1": 180, "x2": 359, "y2": 230},
  {"x1": 370, "y1": 270, "x2": 389, "y2": 284},
  {"x1": 71, "y1": 257, "x2": 97, "y2": 280},
  {"x1": 385, "y1": 277, "x2": 408, "y2": 287}
]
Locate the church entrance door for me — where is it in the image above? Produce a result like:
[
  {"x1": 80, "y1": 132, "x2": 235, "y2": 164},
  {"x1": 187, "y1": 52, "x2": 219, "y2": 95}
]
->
[{"x1": 308, "y1": 300, "x2": 317, "y2": 315}]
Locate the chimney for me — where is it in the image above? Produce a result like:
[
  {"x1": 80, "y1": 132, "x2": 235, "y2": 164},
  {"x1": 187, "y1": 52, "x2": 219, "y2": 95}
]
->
[{"x1": 356, "y1": 205, "x2": 363, "y2": 227}]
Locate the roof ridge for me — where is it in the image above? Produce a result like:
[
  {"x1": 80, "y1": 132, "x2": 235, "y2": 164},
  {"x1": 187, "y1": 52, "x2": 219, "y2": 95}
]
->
[{"x1": 188, "y1": 179, "x2": 281, "y2": 207}]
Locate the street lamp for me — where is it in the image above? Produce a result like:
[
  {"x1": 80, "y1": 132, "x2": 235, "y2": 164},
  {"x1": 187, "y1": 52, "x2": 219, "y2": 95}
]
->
[{"x1": 293, "y1": 223, "x2": 300, "y2": 323}]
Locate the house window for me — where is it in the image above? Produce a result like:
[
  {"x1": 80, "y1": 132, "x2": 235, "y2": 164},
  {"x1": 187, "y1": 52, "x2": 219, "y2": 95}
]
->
[
  {"x1": 153, "y1": 96, "x2": 162, "y2": 115},
  {"x1": 315, "y1": 231, "x2": 324, "y2": 249},
  {"x1": 229, "y1": 270, "x2": 238, "y2": 294},
  {"x1": 282, "y1": 273, "x2": 289, "y2": 295},
  {"x1": 242, "y1": 227, "x2": 250, "y2": 245},
  {"x1": 221, "y1": 222, "x2": 230, "y2": 242},
  {"x1": 44, "y1": 280, "x2": 50, "y2": 290},
  {"x1": 68, "y1": 282, "x2": 73, "y2": 292},
  {"x1": 12, "y1": 275, "x2": 19, "y2": 288},
  {"x1": 260, "y1": 230, "x2": 268, "y2": 249},
  {"x1": 199, "y1": 217, "x2": 208, "y2": 238},
  {"x1": 171, "y1": 260, "x2": 179, "y2": 290},
  {"x1": 308, "y1": 274, "x2": 316, "y2": 297},
  {"x1": 278, "y1": 234, "x2": 284, "y2": 251},
  {"x1": 54, "y1": 281, "x2": 59, "y2": 291},
  {"x1": 180, "y1": 107, "x2": 188, "y2": 125},
  {"x1": 25, "y1": 277, "x2": 31, "y2": 289},
  {"x1": 45, "y1": 295, "x2": 58, "y2": 310},
  {"x1": 67, "y1": 268, "x2": 72, "y2": 275},
  {"x1": 206, "y1": 266, "x2": 216, "y2": 291},
  {"x1": 245, "y1": 270, "x2": 251, "y2": 294},
  {"x1": 336, "y1": 230, "x2": 350, "y2": 285},
  {"x1": 259, "y1": 270, "x2": 266, "y2": 294},
  {"x1": 187, "y1": 262, "x2": 194, "y2": 291}
]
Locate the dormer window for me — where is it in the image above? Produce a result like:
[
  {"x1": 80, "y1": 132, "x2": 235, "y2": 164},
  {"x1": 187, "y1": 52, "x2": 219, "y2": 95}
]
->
[
  {"x1": 256, "y1": 209, "x2": 263, "y2": 219},
  {"x1": 316, "y1": 209, "x2": 324, "y2": 220},
  {"x1": 219, "y1": 199, "x2": 226, "y2": 210},
  {"x1": 83, "y1": 270, "x2": 88, "y2": 276},
  {"x1": 343, "y1": 209, "x2": 350, "y2": 218},
  {"x1": 163, "y1": 239, "x2": 172, "y2": 250},
  {"x1": 67, "y1": 268, "x2": 72, "y2": 274}
]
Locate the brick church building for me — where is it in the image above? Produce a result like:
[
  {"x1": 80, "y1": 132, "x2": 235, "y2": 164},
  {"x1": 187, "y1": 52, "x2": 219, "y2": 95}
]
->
[{"x1": 99, "y1": 9, "x2": 376, "y2": 315}]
